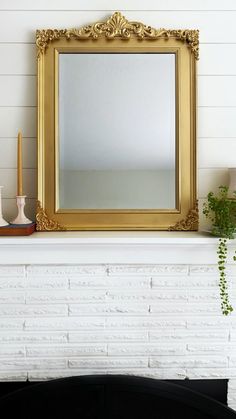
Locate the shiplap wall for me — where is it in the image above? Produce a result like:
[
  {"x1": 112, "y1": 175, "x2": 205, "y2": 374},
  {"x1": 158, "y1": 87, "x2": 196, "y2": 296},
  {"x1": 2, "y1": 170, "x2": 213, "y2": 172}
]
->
[{"x1": 0, "y1": 0, "x2": 236, "y2": 227}]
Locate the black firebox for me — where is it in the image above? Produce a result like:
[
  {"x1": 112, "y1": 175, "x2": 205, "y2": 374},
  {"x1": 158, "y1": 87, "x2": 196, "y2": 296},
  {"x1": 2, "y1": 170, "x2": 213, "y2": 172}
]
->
[{"x1": 0, "y1": 375, "x2": 234, "y2": 418}]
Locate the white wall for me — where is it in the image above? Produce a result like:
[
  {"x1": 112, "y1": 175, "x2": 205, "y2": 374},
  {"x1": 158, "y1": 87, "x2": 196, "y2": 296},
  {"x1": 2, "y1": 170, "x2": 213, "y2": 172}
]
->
[{"x1": 0, "y1": 0, "x2": 236, "y2": 227}]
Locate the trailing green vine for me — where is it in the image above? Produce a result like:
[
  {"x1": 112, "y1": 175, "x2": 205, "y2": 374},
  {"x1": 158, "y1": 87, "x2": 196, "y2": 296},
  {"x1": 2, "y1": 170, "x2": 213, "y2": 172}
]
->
[
  {"x1": 203, "y1": 186, "x2": 236, "y2": 315},
  {"x1": 217, "y1": 238, "x2": 233, "y2": 315}
]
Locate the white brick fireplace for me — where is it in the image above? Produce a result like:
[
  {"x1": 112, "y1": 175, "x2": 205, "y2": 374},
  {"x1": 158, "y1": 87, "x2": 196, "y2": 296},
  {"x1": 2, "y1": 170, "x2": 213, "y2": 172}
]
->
[{"x1": 0, "y1": 232, "x2": 236, "y2": 409}]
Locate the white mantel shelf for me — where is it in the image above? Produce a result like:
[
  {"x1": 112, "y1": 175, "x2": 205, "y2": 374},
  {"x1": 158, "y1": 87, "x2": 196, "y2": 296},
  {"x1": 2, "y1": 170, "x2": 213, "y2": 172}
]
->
[
  {"x1": 0, "y1": 231, "x2": 229, "y2": 244},
  {"x1": 0, "y1": 231, "x2": 235, "y2": 265}
]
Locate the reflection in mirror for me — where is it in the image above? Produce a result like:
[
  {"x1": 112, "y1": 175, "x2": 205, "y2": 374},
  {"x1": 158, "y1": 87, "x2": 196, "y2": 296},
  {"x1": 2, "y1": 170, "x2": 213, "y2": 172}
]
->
[{"x1": 59, "y1": 53, "x2": 176, "y2": 209}]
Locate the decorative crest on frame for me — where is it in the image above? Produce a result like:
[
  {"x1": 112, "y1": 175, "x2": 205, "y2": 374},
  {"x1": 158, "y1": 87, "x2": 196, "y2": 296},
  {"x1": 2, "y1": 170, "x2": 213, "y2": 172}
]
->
[
  {"x1": 36, "y1": 12, "x2": 199, "y2": 59},
  {"x1": 36, "y1": 201, "x2": 65, "y2": 231},
  {"x1": 168, "y1": 201, "x2": 199, "y2": 231}
]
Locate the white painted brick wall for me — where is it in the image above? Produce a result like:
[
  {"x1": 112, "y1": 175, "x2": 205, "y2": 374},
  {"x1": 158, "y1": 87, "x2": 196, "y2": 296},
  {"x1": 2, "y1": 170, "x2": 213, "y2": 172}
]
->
[{"x1": 0, "y1": 262, "x2": 235, "y2": 409}]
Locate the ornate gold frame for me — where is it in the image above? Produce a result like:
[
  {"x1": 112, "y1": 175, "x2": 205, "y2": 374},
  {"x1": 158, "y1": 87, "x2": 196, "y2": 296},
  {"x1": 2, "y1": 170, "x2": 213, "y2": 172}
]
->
[{"x1": 37, "y1": 12, "x2": 198, "y2": 231}]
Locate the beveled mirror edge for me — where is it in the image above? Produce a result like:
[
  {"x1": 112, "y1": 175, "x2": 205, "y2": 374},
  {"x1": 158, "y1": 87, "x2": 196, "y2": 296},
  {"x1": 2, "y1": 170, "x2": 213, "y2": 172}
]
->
[{"x1": 36, "y1": 12, "x2": 199, "y2": 231}]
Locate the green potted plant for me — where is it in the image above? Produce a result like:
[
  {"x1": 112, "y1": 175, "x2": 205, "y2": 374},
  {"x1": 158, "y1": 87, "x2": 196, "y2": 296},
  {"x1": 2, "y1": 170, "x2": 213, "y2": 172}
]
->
[{"x1": 203, "y1": 185, "x2": 236, "y2": 315}]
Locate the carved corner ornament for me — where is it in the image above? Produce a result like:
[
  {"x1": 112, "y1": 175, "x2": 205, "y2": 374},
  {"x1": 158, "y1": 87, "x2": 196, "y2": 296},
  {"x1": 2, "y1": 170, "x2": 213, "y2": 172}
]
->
[
  {"x1": 36, "y1": 201, "x2": 65, "y2": 231},
  {"x1": 36, "y1": 12, "x2": 199, "y2": 59},
  {"x1": 168, "y1": 201, "x2": 199, "y2": 231}
]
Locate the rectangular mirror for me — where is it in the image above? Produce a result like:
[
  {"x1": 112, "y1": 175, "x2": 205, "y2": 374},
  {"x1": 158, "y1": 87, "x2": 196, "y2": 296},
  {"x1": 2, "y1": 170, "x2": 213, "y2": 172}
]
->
[
  {"x1": 36, "y1": 12, "x2": 198, "y2": 231},
  {"x1": 59, "y1": 52, "x2": 176, "y2": 210}
]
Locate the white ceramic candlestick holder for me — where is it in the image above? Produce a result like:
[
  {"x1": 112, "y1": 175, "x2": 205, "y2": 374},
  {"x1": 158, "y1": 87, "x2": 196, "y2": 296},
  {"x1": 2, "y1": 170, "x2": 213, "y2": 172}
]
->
[
  {"x1": 0, "y1": 186, "x2": 8, "y2": 227},
  {"x1": 11, "y1": 195, "x2": 32, "y2": 225}
]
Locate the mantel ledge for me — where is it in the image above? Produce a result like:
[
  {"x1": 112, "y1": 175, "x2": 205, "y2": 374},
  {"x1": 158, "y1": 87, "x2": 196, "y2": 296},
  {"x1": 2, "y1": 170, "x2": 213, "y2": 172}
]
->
[
  {"x1": 0, "y1": 231, "x2": 235, "y2": 265},
  {"x1": 0, "y1": 231, "x2": 234, "y2": 245}
]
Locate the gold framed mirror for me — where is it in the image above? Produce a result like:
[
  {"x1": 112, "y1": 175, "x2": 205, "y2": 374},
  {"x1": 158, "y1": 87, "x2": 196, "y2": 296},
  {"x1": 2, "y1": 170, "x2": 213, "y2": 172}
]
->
[{"x1": 36, "y1": 12, "x2": 199, "y2": 231}]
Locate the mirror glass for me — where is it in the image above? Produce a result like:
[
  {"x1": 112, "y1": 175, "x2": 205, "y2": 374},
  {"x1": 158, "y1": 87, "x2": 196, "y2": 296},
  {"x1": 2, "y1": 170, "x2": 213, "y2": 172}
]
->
[{"x1": 58, "y1": 53, "x2": 176, "y2": 209}]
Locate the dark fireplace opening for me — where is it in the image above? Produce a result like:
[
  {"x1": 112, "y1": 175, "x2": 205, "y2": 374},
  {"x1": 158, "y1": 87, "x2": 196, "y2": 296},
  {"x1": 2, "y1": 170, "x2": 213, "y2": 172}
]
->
[
  {"x1": 170, "y1": 379, "x2": 228, "y2": 405},
  {"x1": 0, "y1": 376, "x2": 233, "y2": 419},
  {"x1": 0, "y1": 378, "x2": 228, "y2": 405}
]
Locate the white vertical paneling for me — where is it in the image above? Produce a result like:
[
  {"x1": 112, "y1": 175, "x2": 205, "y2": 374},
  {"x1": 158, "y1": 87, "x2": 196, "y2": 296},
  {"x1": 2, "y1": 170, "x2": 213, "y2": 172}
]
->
[
  {"x1": 0, "y1": 11, "x2": 236, "y2": 43},
  {"x1": 0, "y1": 138, "x2": 36, "y2": 168},
  {"x1": 0, "y1": 1, "x2": 235, "y2": 229},
  {"x1": 199, "y1": 45, "x2": 236, "y2": 76},
  {"x1": 198, "y1": 108, "x2": 236, "y2": 138},
  {"x1": 0, "y1": 76, "x2": 36, "y2": 106},
  {"x1": 0, "y1": 169, "x2": 36, "y2": 198},
  {"x1": 1, "y1": 0, "x2": 236, "y2": 11},
  {"x1": 199, "y1": 76, "x2": 236, "y2": 107},
  {"x1": 0, "y1": 108, "x2": 36, "y2": 138},
  {"x1": 198, "y1": 139, "x2": 236, "y2": 168},
  {"x1": 198, "y1": 169, "x2": 229, "y2": 198},
  {"x1": 0, "y1": 44, "x2": 36, "y2": 75}
]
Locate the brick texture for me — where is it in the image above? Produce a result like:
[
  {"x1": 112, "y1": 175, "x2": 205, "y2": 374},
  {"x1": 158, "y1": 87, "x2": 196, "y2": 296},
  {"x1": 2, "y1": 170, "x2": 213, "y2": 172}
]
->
[{"x1": 0, "y1": 263, "x2": 236, "y2": 410}]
